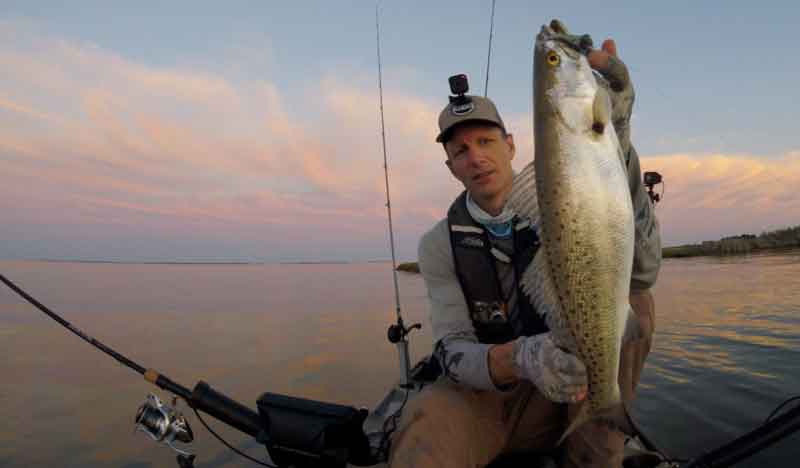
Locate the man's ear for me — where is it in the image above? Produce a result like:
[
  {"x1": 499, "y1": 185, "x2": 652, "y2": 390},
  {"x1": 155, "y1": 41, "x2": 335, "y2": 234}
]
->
[
  {"x1": 445, "y1": 159, "x2": 455, "y2": 175},
  {"x1": 506, "y1": 133, "x2": 516, "y2": 161}
]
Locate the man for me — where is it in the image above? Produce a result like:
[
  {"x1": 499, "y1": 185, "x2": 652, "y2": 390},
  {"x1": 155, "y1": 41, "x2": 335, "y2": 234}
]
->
[{"x1": 388, "y1": 35, "x2": 661, "y2": 468}]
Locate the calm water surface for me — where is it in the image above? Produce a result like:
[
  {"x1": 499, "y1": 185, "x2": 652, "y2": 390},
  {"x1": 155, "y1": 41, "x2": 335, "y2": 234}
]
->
[{"x1": 1, "y1": 253, "x2": 799, "y2": 467}]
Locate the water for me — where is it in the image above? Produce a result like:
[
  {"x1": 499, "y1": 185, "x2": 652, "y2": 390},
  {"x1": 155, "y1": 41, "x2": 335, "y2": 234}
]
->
[{"x1": 1, "y1": 253, "x2": 799, "y2": 467}]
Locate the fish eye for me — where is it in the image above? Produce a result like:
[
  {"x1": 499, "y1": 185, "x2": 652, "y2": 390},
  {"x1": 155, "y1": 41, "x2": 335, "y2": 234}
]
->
[{"x1": 546, "y1": 51, "x2": 560, "y2": 67}]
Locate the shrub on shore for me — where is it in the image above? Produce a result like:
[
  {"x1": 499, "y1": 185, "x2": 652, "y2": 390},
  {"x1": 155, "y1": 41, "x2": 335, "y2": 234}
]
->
[
  {"x1": 396, "y1": 262, "x2": 420, "y2": 273},
  {"x1": 663, "y1": 225, "x2": 800, "y2": 258}
]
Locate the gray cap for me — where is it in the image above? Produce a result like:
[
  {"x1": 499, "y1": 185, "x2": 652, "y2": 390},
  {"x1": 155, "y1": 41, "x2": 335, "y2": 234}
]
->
[{"x1": 436, "y1": 95, "x2": 506, "y2": 143}]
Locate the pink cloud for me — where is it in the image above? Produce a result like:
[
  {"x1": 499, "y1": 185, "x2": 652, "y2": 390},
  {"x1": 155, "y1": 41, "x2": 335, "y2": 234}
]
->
[
  {"x1": 2, "y1": 20, "x2": 797, "y2": 261},
  {"x1": 0, "y1": 95, "x2": 65, "y2": 124},
  {"x1": 640, "y1": 152, "x2": 800, "y2": 245}
]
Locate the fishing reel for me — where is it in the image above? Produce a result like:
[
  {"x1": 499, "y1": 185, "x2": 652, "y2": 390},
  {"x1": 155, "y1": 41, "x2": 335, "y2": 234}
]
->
[
  {"x1": 135, "y1": 393, "x2": 194, "y2": 461},
  {"x1": 643, "y1": 171, "x2": 664, "y2": 204}
]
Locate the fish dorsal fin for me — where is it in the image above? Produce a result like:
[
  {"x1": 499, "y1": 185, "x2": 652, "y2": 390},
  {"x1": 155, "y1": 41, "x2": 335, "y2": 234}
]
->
[
  {"x1": 592, "y1": 86, "x2": 612, "y2": 134},
  {"x1": 508, "y1": 161, "x2": 538, "y2": 220},
  {"x1": 510, "y1": 164, "x2": 576, "y2": 350}
]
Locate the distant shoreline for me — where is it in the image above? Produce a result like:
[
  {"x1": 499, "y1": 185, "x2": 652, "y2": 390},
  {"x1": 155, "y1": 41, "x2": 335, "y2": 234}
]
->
[
  {"x1": 662, "y1": 225, "x2": 800, "y2": 259},
  {"x1": 395, "y1": 225, "x2": 800, "y2": 273},
  {"x1": 5, "y1": 227, "x2": 797, "y2": 270},
  {"x1": 394, "y1": 247, "x2": 800, "y2": 274}
]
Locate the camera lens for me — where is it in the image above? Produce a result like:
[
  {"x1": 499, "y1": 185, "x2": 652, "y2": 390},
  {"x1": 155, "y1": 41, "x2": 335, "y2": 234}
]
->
[
  {"x1": 448, "y1": 74, "x2": 469, "y2": 95},
  {"x1": 643, "y1": 171, "x2": 662, "y2": 185}
]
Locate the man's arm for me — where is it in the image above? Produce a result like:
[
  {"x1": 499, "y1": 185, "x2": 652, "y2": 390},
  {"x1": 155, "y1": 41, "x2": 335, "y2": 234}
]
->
[
  {"x1": 418, "y1": 221, "x2": 501, "y2": 391},
  {"x1": 487, "y1": 342, "x2": 517, "y2": 386},
  {"x1": 627, "y1": 146, "x2": 662, "y2": 290}
]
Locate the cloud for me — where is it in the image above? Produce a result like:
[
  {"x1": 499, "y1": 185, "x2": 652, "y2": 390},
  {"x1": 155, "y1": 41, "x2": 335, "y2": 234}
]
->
[
  {"x1": 0, "y1": 21, "x2": 462, "y2": 260},
  {"x1": 2, "y1": 20, "x2": 797, "y2": 261},
  {"x1": 640, "y1": 152, "x2": 800, "y2": 245}
]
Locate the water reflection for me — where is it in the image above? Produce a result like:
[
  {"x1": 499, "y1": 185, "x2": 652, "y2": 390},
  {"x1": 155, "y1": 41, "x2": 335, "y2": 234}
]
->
[
  {"x1": 0, "y1": 260, "x2": 431, "y2": 467},
  {"x1": 1, "y1": 253, "x2": 799, "y2": 466},
  {"x1": 637, "y1": 252, "x2": 800, "y2": 465}
]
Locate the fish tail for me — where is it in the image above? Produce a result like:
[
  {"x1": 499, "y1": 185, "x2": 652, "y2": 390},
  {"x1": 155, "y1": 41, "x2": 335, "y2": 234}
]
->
[
  {"x1": 557, "y1": 401, "x2": 591, "y2": 446},
  {"x1": 556, "y1": 400, "x2": 635, "y2": 446}
]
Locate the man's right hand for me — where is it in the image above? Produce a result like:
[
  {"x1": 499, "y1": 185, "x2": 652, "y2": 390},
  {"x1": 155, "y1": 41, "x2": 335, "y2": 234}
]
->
[{"x1": 513, "y1": 334, "x2": 588, "y2": 403}]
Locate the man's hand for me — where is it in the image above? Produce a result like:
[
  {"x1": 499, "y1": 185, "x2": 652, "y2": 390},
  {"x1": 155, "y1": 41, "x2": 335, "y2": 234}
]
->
[
  {"x1": 513, "y1": 334, "x2": 588, "y2": 403},
  {"x1": 587, "y1": 37, "x2": 635, "y2": 158},
  {"x1": 587, "y1": 39, "x2": 630, "y2": 92}
]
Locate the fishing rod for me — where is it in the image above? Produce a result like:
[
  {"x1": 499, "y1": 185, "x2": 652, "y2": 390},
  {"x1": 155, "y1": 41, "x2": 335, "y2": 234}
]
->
[
  {"x1": 0, "y1": 274, "x2": 189, "y2": 398},
  {"x1": 375, "y1": 3, "x2": 420, "y2": 388},
  {"x1": 0, "y1": 273, "x2": 375, "y2": 468}
]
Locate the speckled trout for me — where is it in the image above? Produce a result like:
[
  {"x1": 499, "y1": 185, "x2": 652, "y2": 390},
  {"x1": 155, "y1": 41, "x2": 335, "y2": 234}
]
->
[{"x1": 509, "y1": 21, "x2": 635, "y2": 443}]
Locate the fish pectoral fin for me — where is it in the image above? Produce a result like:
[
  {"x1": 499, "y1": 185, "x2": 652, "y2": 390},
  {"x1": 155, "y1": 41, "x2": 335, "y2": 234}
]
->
[
  {"x1": 592, "y1": 86, "x2": 612, "y2": 134},
  {"x1": 622, "y1": 306, "x2": 643, "y2": 344}
]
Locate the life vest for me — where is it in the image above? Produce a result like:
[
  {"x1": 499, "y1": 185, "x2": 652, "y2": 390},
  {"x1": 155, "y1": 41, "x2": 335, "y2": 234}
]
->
[{"x1": 446, "y1": 192, "x2": 549, "y2": 344}]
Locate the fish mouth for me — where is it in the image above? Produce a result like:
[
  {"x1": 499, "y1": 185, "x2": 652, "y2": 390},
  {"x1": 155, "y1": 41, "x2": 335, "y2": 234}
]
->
[
  {"x1": 535, "y1": 25, "x2": 557, "y2": 52},
  {"x1": 536, "y1": 23, "x2": 595, "y2": 101},
  {"x1": 538, "y1": 23, "x2": 557, "y2": 39},
  {"x1": 535, "y1": 23, "x2": 585, "y2": 61}
]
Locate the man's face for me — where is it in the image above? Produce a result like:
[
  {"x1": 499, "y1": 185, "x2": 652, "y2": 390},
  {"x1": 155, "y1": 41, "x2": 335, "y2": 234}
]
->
[{"x1": 444, "y1": 124, "x2": 516, "y2": 211}]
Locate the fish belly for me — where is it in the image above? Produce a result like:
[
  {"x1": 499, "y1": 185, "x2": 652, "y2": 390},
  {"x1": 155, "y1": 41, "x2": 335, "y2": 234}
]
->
[{"x1": 536, "y1": 130, "x2": 634, "y2": 414}]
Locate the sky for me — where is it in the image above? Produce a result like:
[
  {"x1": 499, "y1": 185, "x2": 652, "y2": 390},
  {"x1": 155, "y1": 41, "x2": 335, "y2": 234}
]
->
[{"x1": 1, "y1": 1, "x2": 799, "y2": 262}]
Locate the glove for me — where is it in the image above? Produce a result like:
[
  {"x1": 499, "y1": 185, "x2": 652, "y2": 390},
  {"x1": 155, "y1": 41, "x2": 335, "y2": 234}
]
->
[
  {"x1": 512, "y1": 333, "x2": 587, "y2": 403},
  {"x1": 587, "y1": 39, "x2": 635, "y2": 158}
]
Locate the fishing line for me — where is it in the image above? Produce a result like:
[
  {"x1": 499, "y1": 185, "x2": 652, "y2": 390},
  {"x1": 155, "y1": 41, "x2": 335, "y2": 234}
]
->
[
  {"x1": 376, "y1": 387, "x2": 411, "y2": 461},
  {"x1": 484, "y1": 0, "x2": 496, "y2": 97},
  {"x1": 192, "y1": 408, "x2": 276, "y2": 468}
]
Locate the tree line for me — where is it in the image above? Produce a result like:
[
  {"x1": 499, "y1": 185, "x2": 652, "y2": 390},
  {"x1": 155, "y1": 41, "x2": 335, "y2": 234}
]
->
[
  {"x1": 396, "y1": 225, "x2": 800, "y2": 270},
  {"x1": 656, "y1": 225, "x2": 799, "y2": 258}
]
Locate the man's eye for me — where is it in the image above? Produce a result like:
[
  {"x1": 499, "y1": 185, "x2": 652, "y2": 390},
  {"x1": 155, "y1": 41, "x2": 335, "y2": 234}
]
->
[{"x1": 479, "y1": 138, "x2": 491, "y2": 145}]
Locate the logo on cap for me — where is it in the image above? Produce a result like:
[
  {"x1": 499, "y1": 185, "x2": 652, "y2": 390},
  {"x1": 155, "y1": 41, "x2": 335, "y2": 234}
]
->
[{"x1": 451, "y1": 101, "x2": 474, "y2": 116}]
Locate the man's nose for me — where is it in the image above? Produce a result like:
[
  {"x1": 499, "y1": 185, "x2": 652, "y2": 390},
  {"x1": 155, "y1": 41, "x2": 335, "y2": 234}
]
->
[{"x1": 465, "y1": 147, "x2": 487, "y2": 166}]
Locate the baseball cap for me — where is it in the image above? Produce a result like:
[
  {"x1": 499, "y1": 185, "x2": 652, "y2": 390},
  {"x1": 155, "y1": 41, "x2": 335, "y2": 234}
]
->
[{"x1": 436, "y1": 94, "x2": 506, "y2": 143}]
